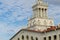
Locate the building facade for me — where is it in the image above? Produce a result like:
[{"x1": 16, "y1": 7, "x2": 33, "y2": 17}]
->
[{"x1": 10, "y1": 0, "x2": 60, "y2": 40}]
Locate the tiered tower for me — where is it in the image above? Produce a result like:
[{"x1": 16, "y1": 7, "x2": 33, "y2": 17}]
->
[
  {"x1": 28, "y1": 0, "x2": 54, "y2": 31},
  {"x1": 32, "y1": 0, "x2": 48, "y2": 18}
]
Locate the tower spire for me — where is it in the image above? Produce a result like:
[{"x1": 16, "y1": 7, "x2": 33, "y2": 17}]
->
[
  {"x1": 28, "y1": 0, "x2": 54, "y2": 30},
  {"x1": 32, "y1": 0, "x2": 48, "y2": 18},
  {"x1": 37, "y1": 0, "x2": 43, "y2": 2}
]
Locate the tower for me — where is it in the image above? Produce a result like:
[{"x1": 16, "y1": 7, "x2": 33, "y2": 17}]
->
[
  {"x1": 28, "y1": 0, "x2": 54, "y2": 31},
  {"x1": 32, "y1": 0, "x2": 48, "y2": 18}
]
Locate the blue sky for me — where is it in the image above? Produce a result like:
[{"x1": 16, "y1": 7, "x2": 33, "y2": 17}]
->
[{"x1": 0, "y1": 0, "x2": 60, "y2": 40}]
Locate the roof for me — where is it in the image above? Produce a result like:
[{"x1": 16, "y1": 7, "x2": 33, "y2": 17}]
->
[{"x1": 10, "y1": 26, "x2": 60, "y2": 40}]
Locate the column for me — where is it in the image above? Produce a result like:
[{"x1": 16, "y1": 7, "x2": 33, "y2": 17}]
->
[
  {"x1": 43, "y1": 9, "x2": 45, "y2": 18},
  {"x1": 41, "y1": 8, "x2": 42, "y2": 18},
  {"x1": 37, "y1": 8, "x2": 39, "y2": 17},
  {"x1": 42, "y1": 8, "x2": 44, "y2": 18},
  {"x1": 51, "y1": 36, "x2": 54, "y2": 40},
  {"x1": 57, "y1": 34, "x2": 59, "y2": 40},
  {"x1": 46, "y1": 37, "x2": 48, "y2": 40},
  {"x1": 35, "y1": 9, "x2": 37, "y2": 18},
  {"x1": 39, "y1": 8, "x2": 41, "y2": 17},
  {"x1": 36, "y1": 8, "x2": 38, "y2": 17},
  {"x1": 42, "y1": 8, "x2": 45, "y2": 18},
  {"x1": 59, "y1": 34, "x2": 60, "y2": 40}
]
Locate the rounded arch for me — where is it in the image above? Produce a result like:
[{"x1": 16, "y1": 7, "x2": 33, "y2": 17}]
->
[
  {"x1": 45, "y1": 9, "x2": 47, "y2": 11},
  {"x1": 26, "y1": 35, "x2": 29, "y2": 40},
  {"x1": 31, "y1": 36, "x2": 33, "y2": 40},
  {"x1": 36, "y1": 37, "x2": 38, "y2": 40},
  {"x1": 22, "y1": 35, "x2": 24, "y2": 40},
  {"x1": 18, "y1": 38, "x2": 20, "y2": 40},
  {"x1": 42, "y1": 8, "x2": 44, "y2": 11}
]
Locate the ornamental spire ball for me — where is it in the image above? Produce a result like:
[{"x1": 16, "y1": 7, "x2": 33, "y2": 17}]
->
[{"x1": 37, "y1": 0, "x2": 43, "y2": 2}]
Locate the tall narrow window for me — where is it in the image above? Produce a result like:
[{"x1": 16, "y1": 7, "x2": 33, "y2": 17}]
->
[
  {"x1": 42, "y1": 8, "x2": 44, "y2": 17},
  {"x1": 54, "y1": 35, "x2": 57, "y2": 40},
  {"x1": 39, "y1": 8, "x2": 40, "y2": 11},
  {"x1": 44, "y1": 37, "x2": 46, "y2": 40},
  {"x1": 45, "y1": 9, "x2": 47, "y2": 17},
  {"x1": 59, "y1": 34, "x2": 60, "y2": 40},
  {"x1": 49, "y1": 36, "x2": 51, "y2": 40},
  {"x1": 22, "y1": 35, "x2": 24, "y2": 40},
  {"x1": 26, "y1": 35, "x2": 29, "y2": 40},
  {"x1": 18, "y1": 38, "x2": 20, "y2": 40},
  {"x1": 36, "y1": 37, "x2": 38, "y2": 40},
  {"x1": 31, "y1": 36, "x2": 33, "y2": 40}
]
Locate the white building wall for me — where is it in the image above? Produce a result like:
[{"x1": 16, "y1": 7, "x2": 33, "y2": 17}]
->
[
  {"x1": 11, "y1": 29, "x2": 60, "y2": 40},
  {"x1": 11, "y1": 30, "x2": 43, "y2": 40},
  {"x1": 42, "y1": 29, "x2": 60, "y2": 40}
]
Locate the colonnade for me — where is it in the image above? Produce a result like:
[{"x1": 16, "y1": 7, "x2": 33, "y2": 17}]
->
[{"x1": 38, "y1": 8, "x2": 47, "y2": 18}]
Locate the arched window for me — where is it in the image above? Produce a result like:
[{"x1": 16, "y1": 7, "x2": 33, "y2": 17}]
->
[
  {"x1": 42, "y1": 8, "x2": 44, "y2": 17},
  {"x1": 54, "y1": 35, "x2": 57, "y2": 40},
  {"x1": 42, "y1": 8, "x2": 44, "y2": 12},
  {"x1": 36, "y1": 37, "x2": 38, "y2": 40},
  {"x1": 18, "y1": 38, "x2": 20, "y2": 40},
  {"x1": 26, "y1": 35, "x2": 29, "y2": 40},
  {"x1": 31, "y1": 36, "x2": 33, "y2": 40},
  {"x1": 59, "y1": 34, "x2": 60, "y2": 40},
  {"x1": 39, "y1": 8, "x2": 41, "y2": 17},
  {"x1": 45, "y1": 9, "x2": 47, "y2": 12},
  {"x1": 49, "y1": 36, "x2": 51, "y2": 40},
  {"x1": 44, "y1": 37, "x2": 46, "y2": 40},
  {"x1": 39, "y1": 8, "x2": 40, "y2": 11},
  {"x1": 22, "y1": 35, "x2": 24, "y2": 40}
]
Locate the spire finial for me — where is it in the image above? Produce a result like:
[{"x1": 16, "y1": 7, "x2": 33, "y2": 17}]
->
[
  {"x1": 37, "y1": 0, "x2": 43, "y2": 3},
  {"x1": 37, "y1": 0, "x2": 43, "y2": 2}
]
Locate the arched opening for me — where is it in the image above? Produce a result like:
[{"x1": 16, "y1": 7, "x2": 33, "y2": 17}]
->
[
  {"x1": 54, "y1": 35, "x2": 57, "y2": 40},
  {"x1": 44, "y1": 37, "x2": 46, "y2": 40},
  {"x1": 59, "y1": 34, "x2": 60, "y2": 40},
  {"x1": 36, "y1": 37, "x2": 38, "y2": 40},
  {"x1": 42, "y1": 8, "x2": 44, "y2": 13},
  {"x1": 42, "y1": 8, "x2": 44, "y2": 17},
  {"x1": 18, "y1": 38, "x2": 20, "y2": 40},
  {"x1": 49, "y1": 36, "x2": 51, "y2": 40},
  {"x1": 45, "y1": 9, "x2": 47, "y2": 17},
  {"x1": 39, "y1": 8, "x2": 41, "y2": 17},
  {"x1": 22, "y1": 35, "x2": 24, "y2": 40},
  {"x1": 39, "y1": 8, "x2": 40, "y2": 11},
  {"x1": 26, "y1": 35, "x2": 29, "y2": 40},
  {"x1": 31, "y1": 36, "x2": 33, "y2": 40},
  {"x1": 45, "y1": 9, "x2": 47, "y2": 12}
]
